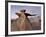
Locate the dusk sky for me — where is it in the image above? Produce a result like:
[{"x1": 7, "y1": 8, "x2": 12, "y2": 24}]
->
[{"x1": 11, "y1": 5, "x2": 41, "y2": 19}]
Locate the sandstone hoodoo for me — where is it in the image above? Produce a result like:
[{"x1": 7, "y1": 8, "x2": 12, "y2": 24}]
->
[{"x1": 11, "y1": 9, "x2": 36, "y2": 31}]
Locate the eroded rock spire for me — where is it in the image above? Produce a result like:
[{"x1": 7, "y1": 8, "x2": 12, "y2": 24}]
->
[{"x1": 11, "y1": 9, "x2": 36, "y2": 31}]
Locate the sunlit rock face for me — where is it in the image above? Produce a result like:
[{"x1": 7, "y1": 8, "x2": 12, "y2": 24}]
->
[
  {"x1": 11, "y1": 9, "x2": 41, "y2": 31},
  {"x1": 16, "y1": 12, "x2": 32, "y2": 31}
]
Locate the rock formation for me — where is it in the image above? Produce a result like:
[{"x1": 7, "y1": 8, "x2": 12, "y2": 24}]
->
[{"x1": 11, "y1": 9, "x2": 36, "y2": 31}]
